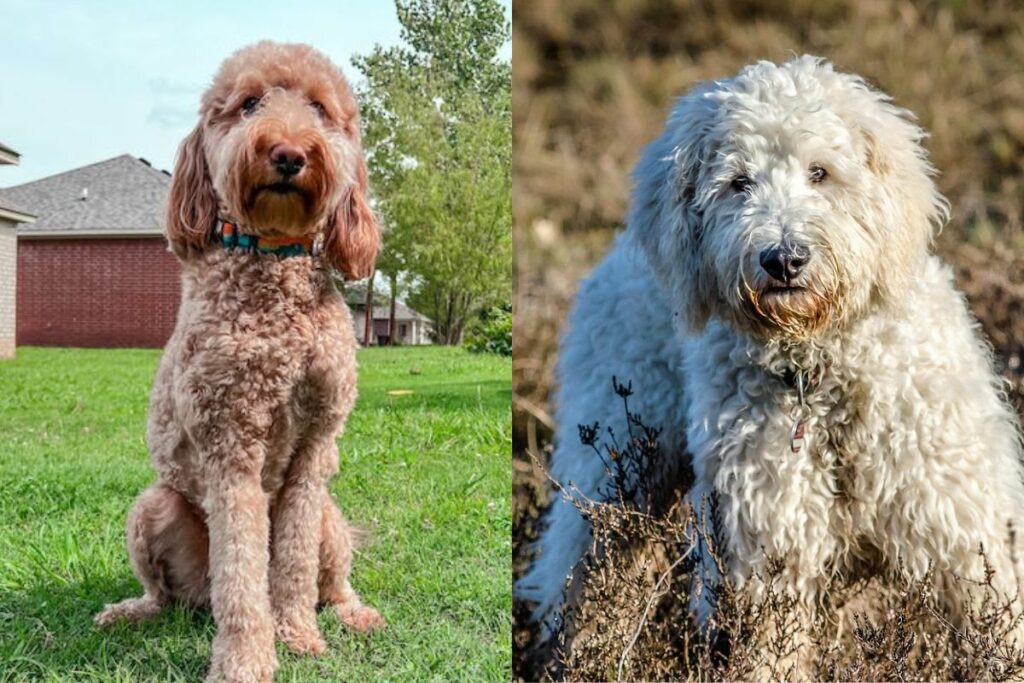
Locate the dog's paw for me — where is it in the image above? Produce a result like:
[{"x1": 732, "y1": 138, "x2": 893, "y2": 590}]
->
[
  {"x1": 207, "y1": 628, "x2": 277, "y2": 683},
  {"x1": 94, "y1": 606, "x2": 122, "y2": 627},
  {"x1": 274, "y1": 611, "x2": 326, "y2": 656},
  {"x1": 94, "y1": 595, "x2": 163, "y2": 627},
  {"x1": 335, "y1": 604, "x2": 386, "y2": 632}
]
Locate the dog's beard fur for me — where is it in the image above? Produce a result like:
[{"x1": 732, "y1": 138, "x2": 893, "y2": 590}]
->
[
  {"x1": 698, "y1": 205, "x2": 858, "y2": 342},
  {"x1": 209, "y1": 119, "x2": 341, "y2": 237},
  {"x1": 733, "y1": 245, "x2": 847, "y2": 341},
  {"x1": 741, "y1": 280, "x2": 836, "y2": 340}
]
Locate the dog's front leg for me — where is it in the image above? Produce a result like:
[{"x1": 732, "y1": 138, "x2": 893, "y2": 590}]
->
[
  {"x1": 205, "y1": 463, "x2": 277, "y2": 683},
  {"x1": 269, "y1": 442, "x2": 333, "y2": 655},
  {"x1": 686, "y1": 484, "x2": 821, "y2": 680}
]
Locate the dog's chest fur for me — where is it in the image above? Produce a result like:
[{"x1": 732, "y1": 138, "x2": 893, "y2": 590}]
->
[
  {"x1": 153, "y1": 250, "x2": 357, "y2": 504},
  {"x1": 682, "y1": 320, "x2": 903, "y2": 579}
]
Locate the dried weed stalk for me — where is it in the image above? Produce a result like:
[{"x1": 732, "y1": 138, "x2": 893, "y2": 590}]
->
[{"x1": 522, "y1": 381, "x2": 1024, "y2": 681}]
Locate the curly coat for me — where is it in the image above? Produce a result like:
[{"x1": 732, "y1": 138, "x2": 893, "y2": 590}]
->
[
  {"x1": 95, "y1": 41, "x2": 383, "y2": 683},
  {"x1": 519, "y1": 57, "x2": 1024, "y2": 676}
]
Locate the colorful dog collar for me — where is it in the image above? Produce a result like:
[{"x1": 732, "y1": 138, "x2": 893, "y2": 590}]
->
[{"x1": 215, "y1": 221, "x2": 317, "y2": 257}]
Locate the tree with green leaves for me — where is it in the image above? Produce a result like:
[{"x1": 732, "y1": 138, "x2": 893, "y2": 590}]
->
[{"x1": 355, "y1": 0, "x2": 511, "y2": 345}]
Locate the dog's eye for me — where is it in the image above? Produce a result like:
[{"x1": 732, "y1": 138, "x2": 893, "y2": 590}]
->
[
  {"x1": 241, "y1": 96, "x2": 261, "y2": 114},
  {"x1": 731, "y1": 175, "x2": 753, "y2": 193},
  {"x1": 809, "y1": 164, "x2": 828, "y2": 183},
  {"x1": 310, "y1": 101, "x2": 327, "y2": 118}
]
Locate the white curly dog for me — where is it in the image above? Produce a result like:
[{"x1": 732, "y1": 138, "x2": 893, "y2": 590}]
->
[{"x1": 519, "y1": 56, "x2": 1024, "y2": 662}]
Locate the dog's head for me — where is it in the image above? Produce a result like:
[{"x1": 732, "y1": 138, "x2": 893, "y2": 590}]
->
[
  {"x1": 630, "y1": 56, "x2": 948, "y2": 341},
  {"x1": 166, "y1": 41, "x2": 379, "y2": 279}
]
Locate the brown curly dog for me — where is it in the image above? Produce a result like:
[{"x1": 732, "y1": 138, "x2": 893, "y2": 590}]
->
[{"x1": 94, "y1": 41, "x2": 384, "y2": 682}]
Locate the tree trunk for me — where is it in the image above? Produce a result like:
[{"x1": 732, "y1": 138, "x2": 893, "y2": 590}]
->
[
  {"x1": 424, "y1": 287, "x2": 473, "y2": 346},
  {"x1": 388, "y1": 273, "x2": 398, "y2": 346},
  {"x1": 363, "y1": 272, "x2": 375, "y2": 347},
  {"x1": 449, "y1": 291, "x2": 473, "y2": 345},
  {"x1": 442, "y1": 289, "x2": 472, "y2": 345},
  {"x1": 445, "y1": 292, "x2": 456, "y2": 345}
]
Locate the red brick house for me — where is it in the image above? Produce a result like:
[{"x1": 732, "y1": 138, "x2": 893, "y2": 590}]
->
[{"x1": 0, "y1": 155, "x2": 179, "y2": 348}]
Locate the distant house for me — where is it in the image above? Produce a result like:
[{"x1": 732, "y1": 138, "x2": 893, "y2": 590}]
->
[
  {"x1": 345, "y1": 284, "x2": 433, "y2": 345},
  {"x1": 0, "y1": 155, "x2": 179, "y2": 348},
  {"x1": 0, "y1": 142, "x2": 37, "y2": 358}
]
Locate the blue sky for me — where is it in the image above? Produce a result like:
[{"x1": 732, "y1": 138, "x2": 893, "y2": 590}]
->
[{"x1": 0, "y1": 0, "x2": 511, "y2": 186}]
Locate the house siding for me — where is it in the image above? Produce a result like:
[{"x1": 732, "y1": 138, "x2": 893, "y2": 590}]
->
[
  {"x1": 17, "y1": 237, "x2": 180, "y2": 348},
  {"x1": 0, "y1": 223, "x2": 17, "y2": 358}
]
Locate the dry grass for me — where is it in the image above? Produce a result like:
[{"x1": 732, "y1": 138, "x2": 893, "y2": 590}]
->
[
  {"x1": 514, "y1": 0, "x2": 1024, "y2": 238},
  {"x1": 520, "y1": 392, "x2": 1024, "y2": 681},
  {"x1": 512, "y1": 1, "x2": 1024, "y2": 679}
]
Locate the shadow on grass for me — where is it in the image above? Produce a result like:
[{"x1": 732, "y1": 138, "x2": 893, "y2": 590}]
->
[
  {"x1": 2, "y1": 573, "x2": 213, "y2": 681},
  {"x1": 3, "y1": 573, "x2": 394, "y2": 681}
]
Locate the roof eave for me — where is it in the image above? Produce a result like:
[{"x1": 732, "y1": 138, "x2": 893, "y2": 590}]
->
[
  {"x1": 0, "y1": 147, "x2": 20, "y2": 165},
  {"x1": 0, "y1": 206, "x2": 36, "y2": 223}
]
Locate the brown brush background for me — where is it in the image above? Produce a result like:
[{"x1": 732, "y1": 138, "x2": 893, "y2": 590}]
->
[{"x1": 513, "y1": 0, "x2": 1024, "y2": 677}]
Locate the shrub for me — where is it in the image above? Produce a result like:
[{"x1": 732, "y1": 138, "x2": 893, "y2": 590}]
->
[
  {"x1": 464, "y1": 304, "x2": 512, "y2": 356},
  {"x1": 516, "y1": 381, "x2": 1024, "y2": 681}
]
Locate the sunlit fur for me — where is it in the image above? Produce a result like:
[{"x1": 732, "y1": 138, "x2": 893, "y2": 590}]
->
[
  {"x1": 519, "y1": 57, "x2": 1024, "y2": 675},
  {"x1": 629, "y1": 57, "x2": 947, "y2": 341},
  {"x1": 166, "y1": 40, "x2": 379, "y2": 279},
  {"x1": 96, "y1": 42, "x2": 384, "y2": 683}
]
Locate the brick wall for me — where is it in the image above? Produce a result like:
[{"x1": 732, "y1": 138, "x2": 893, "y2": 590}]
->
[
  {"x1": 0, "y1": 223, "x2": 16, "y2": 358},
  {"x1": 17, "y1": 237, "x2": 181, "y2": 348}
]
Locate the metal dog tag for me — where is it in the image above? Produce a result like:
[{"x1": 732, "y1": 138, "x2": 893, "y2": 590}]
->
[
  {"x1": 790, "y1": 416, "x2": 807, "y2": 454},
  {"x1": 789, "y1": 370, "x2": 810, "y2": 454}
]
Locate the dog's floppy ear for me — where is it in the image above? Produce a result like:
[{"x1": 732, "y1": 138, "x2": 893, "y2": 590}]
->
[
  {"x1": 856, "y1": 113, "x2": 949, "y2": 238},
  {"x1": 831, "y1": 68, "x2": 949, "y2": 239},
  {"x1": 628, "y1": 83, "x2": 720, "y2": 332},
  {"x1": 165, "y1": 123, "x2": 217, "y2": 258},
  {"x1": 842, "y1": 75, "x2": 950, "y2": 303},
  {"x1": 324, "y1": 155, "x2": 381, "y2": 280}
]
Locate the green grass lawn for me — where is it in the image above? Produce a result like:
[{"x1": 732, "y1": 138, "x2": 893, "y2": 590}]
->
[{"x1": 0, "y1": 346, "x2": 511, "y2": 682}]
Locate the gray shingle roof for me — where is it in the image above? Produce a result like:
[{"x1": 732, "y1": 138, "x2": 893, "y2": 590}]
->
[
  {"x1": 364, "y1": 300, "x2": 432, "y2": 322},
  {"x1": 0, "y1": 198, "x2": 34, "y2": 219},
  {"x1": 0, "y1": 190, "x2": 33, "y2": 218},
  {"x1": 0, "y1": 155, "x2": 170, "y2": 235},
  {"x1": 343, "y1": 284, "x2": 432, "y2": 322},
  {"x1": 356, "y1": 300, "x2": 433, "y2": 323}
]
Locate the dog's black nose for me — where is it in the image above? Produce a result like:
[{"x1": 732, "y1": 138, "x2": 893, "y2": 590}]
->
[
  {"x1": 760, "y1": 244, "x2": 811, "y2": 283},
  {"x1": 270, "y1": 144, "x2": 306, "y2": 178}
]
